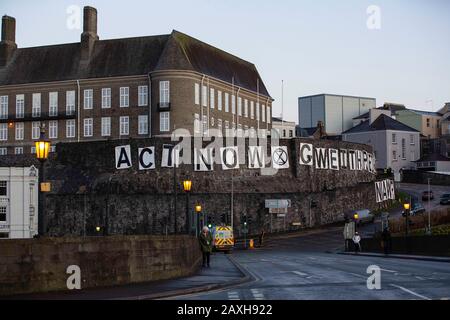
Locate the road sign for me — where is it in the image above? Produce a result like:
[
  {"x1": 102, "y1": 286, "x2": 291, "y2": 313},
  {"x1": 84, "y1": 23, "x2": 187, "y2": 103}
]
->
[
  {"x1": 343, "y1": 222, "x2": 355, "y2": 240},
  {"x1": 265, "y1": 199, "x2": 291, "y2": 209},
  {"x1": 269, "y1": 207, "x2": 288, "y2": 214}
]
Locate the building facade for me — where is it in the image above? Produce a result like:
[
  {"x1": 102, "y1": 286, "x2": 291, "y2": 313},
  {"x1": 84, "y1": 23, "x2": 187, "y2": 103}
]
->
[
  {"x1": 342, "y1": 113, "x2": 421, "y2": 174},
  {"x1": 271, "y1": 117, "x2": 296, "y2": 139},
  {"x1": 394, "y1": 109, "x2": 442, "y2": 139},
  {"x1": 0, "y1": 7, "x2": 273, "y2": 156},
  {"x1": 298, "y1": 94, "x2": 376, "y2": 135},
  {"x1": 0, "y1": 166, "x2": 38, "y2": 239}
]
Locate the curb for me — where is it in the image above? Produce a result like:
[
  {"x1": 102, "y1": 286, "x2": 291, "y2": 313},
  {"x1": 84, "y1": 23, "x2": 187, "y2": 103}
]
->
[
  {"x1": 117, "y1": 255, "x2": 254, "y2": 300},
  {"x1": 337, "y1": 251, "x2": 450, "y2": 263}
]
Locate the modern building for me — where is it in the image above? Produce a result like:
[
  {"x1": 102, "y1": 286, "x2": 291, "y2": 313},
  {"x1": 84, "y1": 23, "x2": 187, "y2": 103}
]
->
[
  {"x1": 0, "y1": 7, "x2": 273, "y2": 156},
  {"x1": 415, "y1": 153, "x2": 450, "y2": 172},
  {"x1": 342, "y1": 113, "x2": 421, "y2": 174},
  {"x1": 0, "y1": 166, "x2": 38, "y2": 239},
  {"x1": 438, "y1": 103, "x2": 450, "y2": 157},
  {"x1": 394, "y1": 109, "x2": 442, "y2": 139},
  {"x1": 272, "y1": 117, "x2": 296, "y2": 139},
  {"x1": 298, "y1": 94, "x2": 376, "y2": 135}
]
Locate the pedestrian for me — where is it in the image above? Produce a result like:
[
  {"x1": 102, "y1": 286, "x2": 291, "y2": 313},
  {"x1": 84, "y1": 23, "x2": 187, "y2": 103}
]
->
[
  {"x1": 259, "y1": 229, "x2": 265, "y2": 247},
  {"x1": 352, "y1": 232, "x2": 361, "y2": 253},
  {"x1": 198, "y1": 226, "x2": 213, "y2": 268},
  {"x1": 381, "y1": 228, "x2": 391, "y2": 255}
]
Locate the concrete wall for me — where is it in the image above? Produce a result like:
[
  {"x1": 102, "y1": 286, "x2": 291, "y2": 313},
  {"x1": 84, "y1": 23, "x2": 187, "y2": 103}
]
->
[{"x1": 0, "y1": 235, "x2": 201, "y2": 296}]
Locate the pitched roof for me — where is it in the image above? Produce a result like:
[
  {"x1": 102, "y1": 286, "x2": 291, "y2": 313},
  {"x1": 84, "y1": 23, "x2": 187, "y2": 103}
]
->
[
  {"x1": 400, "y1": 109, "x2": 442, "y2": 117},
  {"x1": 0, "y1": 31, "x2": 271, "y2": 97},
  {"x1": 352, "y1": 111, "x2": 370, "y2": 120},
  {"x1": 342, "y1": 114, "x2": 419, "y2": 134}
]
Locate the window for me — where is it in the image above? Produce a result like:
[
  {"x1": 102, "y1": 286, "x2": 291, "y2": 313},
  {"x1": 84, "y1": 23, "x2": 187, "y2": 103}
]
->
[
  {"x1": 159, "y1": 81, "x2": 170, "y2": 106},
  {"x1": 194, "y1": 83, "x2": 200, "y2": 105},
  {"x1": 267, "y1": 106, "x2": 271, "y2": 124},
  {"x1": 16, "y1": 94, "x2": 24, "y2": 118},
  {"x1": 66, "y1": 119, "x2": 75, "y2": 138},
  {"x1": 217, "y1": 119, "x2": 222, "y2": 134},
  {"x1": 0, "y1": 123, "x2": 8, "y2": 141},
  {"x1": 262, "y1": 104, "x2": 266, "y2": 122},
  {"x1": 250, "y1": 101, "x2": 254, "y2": 119},
  {"x1": 50, "y1": 146, "x2": 56, "y2": 153},
  {"x1": 202, "y1": 85, "x2": 207, "y2": 107},
  {"x1": 410, "y1": 134, "x2": 415, "y2": 145},
  {"x1": 160, "y1": 112, "x2": 169, "y2": 132},
  {"x1": 194, "y1": 113, "x2": 200, "y2": 134},
  {"x1": 210, "y1": 88, "x2": 215, "y2": 109},
  {"x1": 238, "y1": 97, "x2": 242, "y2": 116},
  {"x1": 0, "y1": 96, "x2": 8, "y2": 119},
  {"x1": 49, "y1": 120, "x2": 58, "y2": 139},
  {"x1": 84, "y1": 118, "x2": 93, "y2": 137},
  {"x1": 120, "y1": 87, "x2": 129, "y2": 107},
  {"x1": 0, "y1": 182, "x2": 6, "y2": 196},
  {"x1": 0, "y1": 148, "x2": 6, "y2": 156},
  {"x1": 392, "y1": 133, "x2": 396, "y2": 144},
  {"x1": 217, "y1": 91, "x2": 222, "y2": 111},
  {"x1": 32, "y1": 121, "x2": 40, "y2": 140},
  {"x1": 224, "y1": 93, "x2": 229, "y2": 112},
  {"x1": 138, "y1": 86, "x2": 148, "y2": 106},
  {"x1": 15, "y1": 122, "x2": 24, "y2": 140},
  {"x1": 120, "y1": 116, "x2": 130, "y2": 135},
  {"x1": 138, "y1": 115, "x2": 148, "y2": 135},
  {"x1": 202, "y1": 115, "x2": 208, "y2": 135},
  {"x1": 31, "y1": 147, "x2": 36, "y2": 154},
  {"x1": 283, "y1": 129, "x2": 286, "y2": 137},
  {"x1": 231, "y1": 95, "x2": 236, "y2": 114},
  {"x1": 244, "y1": 99, "x2": 248, "y2": 118},
  {"x1": 426, "y1": 118, "x2": 430, "y2": 128},
  {"x1": 102, "y1": 88, "x2": 111, "y2": 109},
  {"x1": 210, "y1": 117, "x2": 215, "y2": 127},
  {"x1": 410, "y1": 151, "x2": 415, "y2": 161},
  {"x1": 0, "y1": 206, "x2": 6, "y2": 222},
  {"x1": 14, "y1": 147, "x2": 23, "y2": 155},
  {"x1": 49, "y1": 92, "x2": 58, "y2": 116},
  {"x1": 289, "y1": 130, "x2": 293, "y2": 138},
  {"x1": 66, "y1": 91, "x2": 75, "y2": 115},
  {"x1": 84, "y1": 89, "x2": 93, "y2": 109},
  {"x1": 401, "y1": 138, "x2": 406, "y2": 159},
  {"x1": 32, "y1": 93, "x2": 41, "y2": 117},
  {"x1": 224, "y1": 120, "x2": 230, "y2": 130},
  {"x1": 101, "y1": 117, "x2": 111, "y2": 137},
  {"x1": 256, "y1": 103, "x2": 260, "y2": 121},
  {"x1": 392, "y1": 150, "x2": 397, "y2": 161}
]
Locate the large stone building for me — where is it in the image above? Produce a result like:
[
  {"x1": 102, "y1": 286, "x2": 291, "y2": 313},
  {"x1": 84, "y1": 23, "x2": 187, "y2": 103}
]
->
[{"x1": 0, "y1": 7, "x2": 273, "y2": 156}]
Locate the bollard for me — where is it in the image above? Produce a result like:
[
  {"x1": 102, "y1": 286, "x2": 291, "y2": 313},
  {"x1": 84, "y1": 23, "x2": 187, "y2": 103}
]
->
[{"x1": 249, "y1": 239, "x2": 254, "y2": 249}]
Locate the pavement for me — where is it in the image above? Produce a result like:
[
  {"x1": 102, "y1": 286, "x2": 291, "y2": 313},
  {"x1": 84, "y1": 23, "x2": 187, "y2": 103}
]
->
[{"x1": 5, "y1": 223, "x2": 450, "y2": 300}]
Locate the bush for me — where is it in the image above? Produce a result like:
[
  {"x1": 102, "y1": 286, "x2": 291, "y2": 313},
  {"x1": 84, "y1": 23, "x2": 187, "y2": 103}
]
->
[{"x1": 389, "y1": 208, "x2": 450, "y2": 235}]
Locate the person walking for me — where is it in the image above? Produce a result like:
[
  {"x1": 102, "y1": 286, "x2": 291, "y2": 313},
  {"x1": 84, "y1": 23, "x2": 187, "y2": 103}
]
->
[
  {"x1": 381, "y1": 228, "x2": 392, "y2": 255},
  {"x1": 199, "y1": 226, "x2": 213, "y2": 268},
  {"x1": 352, "y1": 232, "x2": 361, "y2": 253}
]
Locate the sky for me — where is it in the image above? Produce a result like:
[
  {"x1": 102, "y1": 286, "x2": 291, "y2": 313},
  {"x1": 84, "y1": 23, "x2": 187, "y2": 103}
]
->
[{"x1": 1, "y1": 0, "x2": 450, "y2": 122}]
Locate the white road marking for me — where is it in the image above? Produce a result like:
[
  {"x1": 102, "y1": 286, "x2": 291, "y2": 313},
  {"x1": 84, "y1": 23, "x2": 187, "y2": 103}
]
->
[
  {"x1": 292, "y1": 271, "x2": 308, "y2": 276},
  {"x1": 251, "y1": 289, "x2": 265, "y2": 300},
  {"x1": 227, "y1": 291, "x2": 240, "y2": 300},
  {"x1": 390, "y1": 284, "x2": 432, "y2": 300},
  {"x1": 380, "y1": 268, "x2": 397, "y2": 273},
  {"x1": 348, "y1": 272, "x2": 367, "y2": 279},
  {"x1": 415, "y1": 276, "x2": 426, "y2": 281}
]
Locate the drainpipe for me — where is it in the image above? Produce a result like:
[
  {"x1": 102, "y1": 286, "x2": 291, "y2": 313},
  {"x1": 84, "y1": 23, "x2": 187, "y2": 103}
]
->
[
  {"x1": 201, "y1": 75, "x2": 205, "y2": 136},
  {"x1": 236, "y1": 88, "x2": 241, "y2": 134},
  {"x1": 76, "y1": 80, "x2": 81, "y2": 142},
  {"x1": 148, "y1": 73, "x2": 152, "y2": 138}
]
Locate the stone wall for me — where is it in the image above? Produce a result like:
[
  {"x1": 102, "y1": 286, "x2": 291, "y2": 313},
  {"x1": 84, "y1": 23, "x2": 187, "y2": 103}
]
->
[
  {"x1": 0, "y1": 235, "x2": 201, "y2": 296},
  {"x1": 0, "y1": 137, "x2": 377, "y2": 236}
]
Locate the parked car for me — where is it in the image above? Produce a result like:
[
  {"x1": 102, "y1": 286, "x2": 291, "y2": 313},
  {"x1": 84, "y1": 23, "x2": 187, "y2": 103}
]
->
[
  {"x1": 403, "y1": 202, "x2": 426, "y2": 216},
  {"x1": 440, "y1": 194, "x2": 450, "y2": 205},
  {"x1": 348, "y1": 209, "x2": 375, "y2": 226},
  {"x1": 422, "y1": 190, "x2": 434, "y2": 201}
]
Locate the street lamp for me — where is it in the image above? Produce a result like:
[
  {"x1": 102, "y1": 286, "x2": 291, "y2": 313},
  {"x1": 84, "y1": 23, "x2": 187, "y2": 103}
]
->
[
  {"x1": 195, "y1": 204, "x2": 202, "y2": 236},
  {"x1": 35, "y1": 126, "x2": 51, "y2": 236},
  {"x1": 403, "y1": 202, "x2": 410, "y2": 237},
  {"x1": 183, "y1": 179, "x2": 192, "y2": 234}
]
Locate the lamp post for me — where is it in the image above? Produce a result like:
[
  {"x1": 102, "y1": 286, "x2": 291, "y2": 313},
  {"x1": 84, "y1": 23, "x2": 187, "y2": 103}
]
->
[
  {"x1": 183, "y1": 180, "x2": 192, "y2": 234},
  {"x1": 403, "y1": 202, "x2": 410, "y2": 237},
  {"x1": 195, "y1": 204, "x2": 202, "y2": 236},
  {"x1": 35, "y1": 126, "x2": 50, "y2": 236}
]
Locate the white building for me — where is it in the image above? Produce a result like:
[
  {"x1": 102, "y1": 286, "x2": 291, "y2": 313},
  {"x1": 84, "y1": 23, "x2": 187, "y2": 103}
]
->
[
  {"x1": 0, "y1": 166, "x2": 39, "y2": 239},
  {"x1": 342, "y1": 113, "x2": 421, "y2": 175},
  {"x1": 298, "y1": 94, "x2": 376, "y2": 135},
  {"x1": 272, "y1": 117, "x2": 296, "y2": 139}
]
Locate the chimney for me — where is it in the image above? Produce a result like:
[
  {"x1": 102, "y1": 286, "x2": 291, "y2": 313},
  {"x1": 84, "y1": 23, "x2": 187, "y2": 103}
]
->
[
  {"x1": 80, "y1": 6, "x2": 98, "y2": 61},
  {"x1": 0, "y1": 15, "x2": 17, "y2": 67}
]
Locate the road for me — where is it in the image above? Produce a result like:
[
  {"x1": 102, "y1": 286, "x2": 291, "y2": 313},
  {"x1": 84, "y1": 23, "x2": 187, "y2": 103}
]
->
[
  {"x1": 399, "y1": 183, "x2": 450, "y2": 212},
  {"x1": 174, "y1": 227, "x2": 450, "y2": 300}
]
